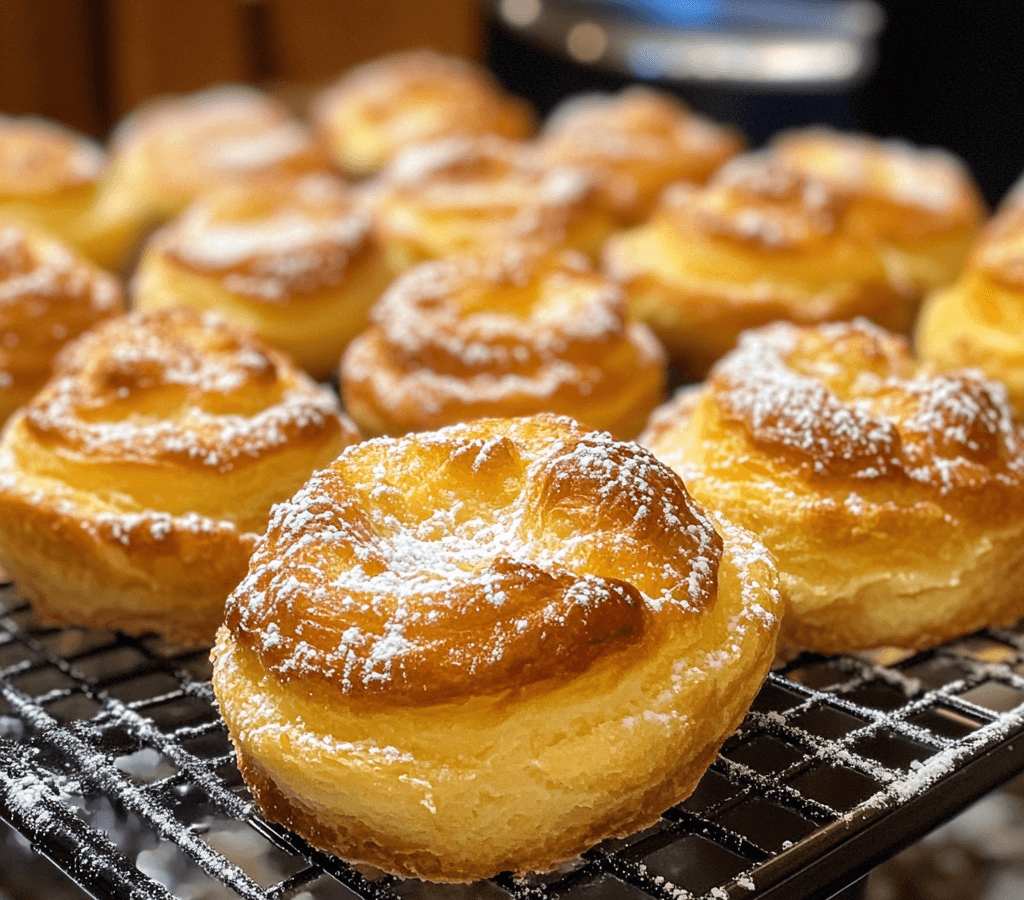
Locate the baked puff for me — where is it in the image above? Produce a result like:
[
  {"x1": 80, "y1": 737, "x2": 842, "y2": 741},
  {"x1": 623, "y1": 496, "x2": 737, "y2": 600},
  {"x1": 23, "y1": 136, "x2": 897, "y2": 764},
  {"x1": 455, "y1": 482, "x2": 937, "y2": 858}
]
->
[
  {"x1": 313, "y1": 49, "x2": 535, "y2": 178},
  {"x1": 132, "y1": 174, "x2": 396, "y2": 380},
  {"x1": 603, "y1": 154, "x2": 915, "y2": 378},
  {"x1": 916, "y1": 201, "x2": 1024, "y2": 415},
  {"x1": 771, "y1": 128, "x2": 986, "y2": 297},
  {"x1": 105, "y1": 85, "x2": 332, "y2": 228},
  {"x1": 642, "y1": 319, "x2": 1024, "y2": 654},
  {"x1": 0, "y1": 115, "x2": 148, "y2": 270},
  {"x1": 212, "y1": 414, "x2": 783, "y2": 882},
  {"x1": 0, "y1": 306, "x2": 359, "y2": 645},
  {"x1": 0, "y1": 223, "x2": 123, "y2": 425},
  {"x1": 364, "y1": 135, "x2": 617, "y2": 272},
  {"x1": 340, "y1": 244, "x2": 666, "y2": 439},
  {"x1": 539, "y1": 86, "x2": 743, "y2": 225}
]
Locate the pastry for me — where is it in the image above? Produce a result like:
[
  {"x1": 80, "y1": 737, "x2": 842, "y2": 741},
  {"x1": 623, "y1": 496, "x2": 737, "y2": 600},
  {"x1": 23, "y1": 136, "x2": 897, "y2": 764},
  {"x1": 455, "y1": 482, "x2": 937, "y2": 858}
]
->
[
  {"x1": 0, "y1": 306, "x2": 359, "y2": 645},
  {"x1": 539, "y1": 86, "x2": 743, "y2": 225},
  {"x1": 340, "y1": 244, "x2": 666, "y2": 439},
  {"x1": 0, "y1": 114, "x2": 147, "y2": 270},
  {"x1": 771, "y1": 128, "x2": 986, "y2": 296},
  {"x1": 916, "y1": 201, "x2": 1024, "y2": 414},
  {"x1": 0, "y1": 224, "x2": 123, "y2": 426},
  {"x1": 642, "y1": 319, "x2": 1024, "y2": 654},
  {"x1": 365, "y1": 135, "x2": 616, "y2": 272},
  {"x1": 211, "y1": 414, "x2": 783, "y2": 881},
  {"x1": 105, "y1": 85, "x2": 332, "y2": 227},
  {"x1": 603, "y1": 154, "x2": 915, "y2": 378},
  {"x1": 313, "y1": 49, "x2": 535, "y2": 178},
  {"x1": 132, "y1": 174, "x2": 395, "y2": 380}
]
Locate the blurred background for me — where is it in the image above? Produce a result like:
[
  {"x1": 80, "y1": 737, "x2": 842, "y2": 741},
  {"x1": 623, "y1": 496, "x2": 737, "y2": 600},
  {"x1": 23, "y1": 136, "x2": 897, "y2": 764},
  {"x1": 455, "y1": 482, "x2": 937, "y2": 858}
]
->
[
  {"x1": 3, "y1": 2, "x2": 1024, "y2": 898},
  {"x1": 1, "y1": 0, "x2": 1020, "y2": 205}
]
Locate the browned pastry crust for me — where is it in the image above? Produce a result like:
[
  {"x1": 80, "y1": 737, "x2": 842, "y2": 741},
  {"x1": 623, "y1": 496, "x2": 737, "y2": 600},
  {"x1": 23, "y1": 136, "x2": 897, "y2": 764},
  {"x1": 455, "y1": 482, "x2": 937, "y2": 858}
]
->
[
  {"x1": 0, "y1": 115, "x2": 146, "y2": 270},
  {"x1": 603, "y1": 154, "x2": 916, "y2": 378},
  {"x1": 132, "y1": 174, "x2": 396, "y2": 380},
  {"x1": 642, "y1": 319, "x2": 1024, "y2": 654},
  {"x1": 364, "y1": 135, "x2": 617, "y2": 271},
  {"x1": 539, "y1": 86, "x2": 743, "y2": 225},
  {"x1": 211, "y1": 414, "x2": 783, "y2": 881},
  {"x1": 106, "y1": 85, "x2": 332, "y2": 225},
  {"x1": 312, "y1": 49, "x2": 536, "y2": 177},
  {"x1": 771, "y1": 128, "x2": 986, "y2": 296},
  {"x1": 0, "y1": 307, "x2": 359, "y2": 645},
  {"x1": 916, "y1": 202, "x2": 1024, "y2": 415},
  {"x1": 0, "y1": 224, "x2": 123, "y2": 425},
  {"x1": 340, "y1": 245, "x2": 666, "y2": 439}
]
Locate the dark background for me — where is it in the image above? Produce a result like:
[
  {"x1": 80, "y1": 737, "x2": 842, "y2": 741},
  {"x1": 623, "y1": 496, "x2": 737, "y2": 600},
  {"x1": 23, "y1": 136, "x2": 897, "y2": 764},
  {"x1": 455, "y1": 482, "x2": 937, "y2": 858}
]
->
[{"x1": 486, "y1": 2, "x2": 1023, "y2": 208}]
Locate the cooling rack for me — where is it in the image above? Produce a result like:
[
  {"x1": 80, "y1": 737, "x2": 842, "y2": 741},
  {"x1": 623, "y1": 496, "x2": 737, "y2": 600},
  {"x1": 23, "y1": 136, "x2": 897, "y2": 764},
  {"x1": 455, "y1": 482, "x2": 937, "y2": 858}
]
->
[{"x1": 3, "y1": 580, "x2": 1024, "y2": 900}]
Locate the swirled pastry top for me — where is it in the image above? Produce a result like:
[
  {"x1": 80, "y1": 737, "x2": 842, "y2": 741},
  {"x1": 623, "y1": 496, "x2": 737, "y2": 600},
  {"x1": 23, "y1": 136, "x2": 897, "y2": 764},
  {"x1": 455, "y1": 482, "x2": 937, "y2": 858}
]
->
[
  {"x1": 340, "y1": 245, "x2": 665, "y2": 437},
  {"x1": 313, "y1": 50, "x2": 535, "y2": 177},
  {"x1": 23, "y1": 306, "x2": 354, "y2": 477},
  {"x1": 110, "y1": 85, "x2": 331, "y2": 207},
  {"x1": 771, "y1": 129, "x2": 985, "y2": 243},
  {"x1": 967, "y1": 203, "x2": 1024, "y2": 288},
  {"x1": 366, "y1": 135, "x2": 612, "y2": 259},
  {"x1": 225, "y1": 415, "x2": 721, "y2": 704},
  {"x1": 0, "y1": 224, "x2": 122, "y2": 395},
  {"x1": 142, "y1": 174, "x2": 379, "y2": 304},
  {"x1": 603, "y1": 153, "x2": 908, "y2": 311},
  {"x1": 0, "y1": 116, "x2": 105, "y2": 199},
  {"x1": 539, "y1": 87, "x2": 743, "y2": 221},
  {"x1": 679, "y1": 319, "x2": 1024, "y2": 493}
]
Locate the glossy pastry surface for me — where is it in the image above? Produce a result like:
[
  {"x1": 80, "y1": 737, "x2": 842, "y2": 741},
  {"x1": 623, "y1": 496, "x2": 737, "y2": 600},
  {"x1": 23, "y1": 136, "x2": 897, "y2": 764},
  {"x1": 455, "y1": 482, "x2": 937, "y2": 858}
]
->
[
  {"x1": 643, "y1": 319, "x2": 1024, "y2": 653},
  {"x1": 771, "y1": 128, "x2": 986, "y2": 295},
  {"x1": 0, "y1": 306, "x2": 358, "y2": 645},
  {"x1": 340, "y1": 245, "x2": 665, "y2": 438},
  {"x1": 213, "y1": 414, "x2": 783, "y2": 881},
  {"x1": 0, "y1": 224, "x2": 123, "y2": 425},
  {"x1": 366, "y1": 135, "x2": 616, "y2": 270},
  {"x1": 107, "y1": 85, "x2": 332, "y2": 224},
  {"x1": 132, "y1": 174, "x2": 395, "y2": 379},
  {"x1": 313, "y1": 49, "x2": 535, "y2": 177},
  {"x1": 603, "y1": 154, "x2": 914, "y2": 377},
  {"x1": 0, "y1": 115, "x2": 145, "y2": 270},
  {"x1": 917, "y1": 201, "x2": 1024, "y2": 414},
  {"x1": 539, "y1": 86, "x2": 743, "y2": 224}
]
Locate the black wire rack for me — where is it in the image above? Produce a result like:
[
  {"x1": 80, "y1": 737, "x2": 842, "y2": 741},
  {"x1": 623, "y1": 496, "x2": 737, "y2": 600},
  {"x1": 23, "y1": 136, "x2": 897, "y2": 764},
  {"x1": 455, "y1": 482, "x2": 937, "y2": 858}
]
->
[{"x1": 4, "y1": 579, "x2": 1024, "y2": 900}]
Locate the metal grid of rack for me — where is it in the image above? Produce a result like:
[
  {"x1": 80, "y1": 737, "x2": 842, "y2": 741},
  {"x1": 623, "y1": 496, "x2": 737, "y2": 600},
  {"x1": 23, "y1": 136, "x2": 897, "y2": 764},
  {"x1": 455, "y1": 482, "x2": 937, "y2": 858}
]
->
[{"x1": 3, "y1": 579, "x2": 1024, "y2": 900}]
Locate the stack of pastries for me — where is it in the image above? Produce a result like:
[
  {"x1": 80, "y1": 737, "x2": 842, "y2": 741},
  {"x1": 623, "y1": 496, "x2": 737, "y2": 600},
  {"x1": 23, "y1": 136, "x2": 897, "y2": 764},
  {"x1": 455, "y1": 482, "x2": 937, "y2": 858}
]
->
[{"x1": 2, "y1": 46, "x2": 1023, "y2": 885}]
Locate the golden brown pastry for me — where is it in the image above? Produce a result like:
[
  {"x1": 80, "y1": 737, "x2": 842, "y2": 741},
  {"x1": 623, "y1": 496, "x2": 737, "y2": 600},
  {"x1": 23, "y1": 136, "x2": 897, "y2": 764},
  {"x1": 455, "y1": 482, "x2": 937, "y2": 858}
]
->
[
  {"x1": 916, "y1": 202, "x2": 1024, "y2": 414},
  {"x1": 340, "y1": 245, "x2": 665, "y2": 439},
  {"x1": 0, "y1": 224, "x2": 123, "y2": 426},
  {"x1": 105, "y1": 85, "x2": 332, "y2": 227},
  {"x1": 365, "y1": 135, "x2": 616, "y2": 272},
  {"x1": 132, "y1": 174, "x2": 395, "y2": 380},
  {"x1": 539, "y1": 86, "x2": 743, "y2": 225},
  {"x1": 603, "y1": 154, "x2": 915, "y2": 378},
  {"x1": 771, "y1": 128, "x2": 986, "y2": 296},
  {"x1": 313, "y1": 49, "x2": 535, "y2": 178},
  {"x1": 211, "y1": 414, "x2": 783, "y2": 882},
  {"x1": 0, "y1": 306, "x2": 359, "y2": 645},
  {"x1": 0, "y1": 115, "x2": 146, "y2": 270},
  {"x1": 642, "y1": 319, "x2": 1024, "y2": 654}
]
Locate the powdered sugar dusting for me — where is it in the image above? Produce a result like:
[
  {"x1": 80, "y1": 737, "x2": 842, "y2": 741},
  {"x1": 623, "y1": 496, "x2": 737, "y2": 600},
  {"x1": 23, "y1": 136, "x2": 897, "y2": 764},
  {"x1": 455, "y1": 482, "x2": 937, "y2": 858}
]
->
[
  {"x1": 341, "y1": 247, "x2": 664, "y2": 426},
  {"x1": 226, "y1": 416, "x2": 722, "y2": 698},
  {"x1": 159, "y1": 176, "x2": 373, "y2": 303},
  {"x1": 712, "y1": 319, "x2": 1024, "y2": 490},
  {"x1": 0, "y1": 224, "x2": 123, "y2": 390},
  {"x1": 23, "y1": 307, "x2": 347, "y2": 473},
  {"x1": 0, "y1": 114, "x2": 105, "y2": 195}
]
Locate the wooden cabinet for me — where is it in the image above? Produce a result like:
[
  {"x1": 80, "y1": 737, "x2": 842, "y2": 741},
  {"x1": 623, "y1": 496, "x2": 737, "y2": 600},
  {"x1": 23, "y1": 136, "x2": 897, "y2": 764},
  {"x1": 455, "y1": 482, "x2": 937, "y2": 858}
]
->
[{"x1": 0, "y1": 0, "x2": 482, "y2": 133}]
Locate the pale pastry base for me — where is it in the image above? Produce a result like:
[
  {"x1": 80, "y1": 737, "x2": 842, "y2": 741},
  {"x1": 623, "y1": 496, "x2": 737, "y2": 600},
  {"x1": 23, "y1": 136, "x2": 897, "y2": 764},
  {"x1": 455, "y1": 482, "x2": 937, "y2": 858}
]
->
[{"x1": 211, "y1": 521, "x2": 783, "y2": 882}]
